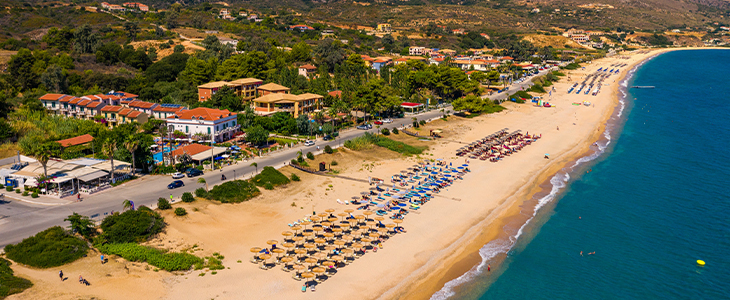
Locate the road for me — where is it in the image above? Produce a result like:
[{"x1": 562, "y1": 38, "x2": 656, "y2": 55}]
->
[
  {"x1": 485, "y1": 67, "x2": 557, "y2": 102},
  {"x1": 0, "y1": 108, "x2": 448, "y2": 248}
]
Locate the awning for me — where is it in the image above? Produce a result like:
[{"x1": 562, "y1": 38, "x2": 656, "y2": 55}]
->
[
  {"x1": 23, "y1": 178, "x2": 37, "y2": 186},
  {"x1": 77, "y1": 170, "x2": 109, "y2": 182},
  {"x1": 191, "y1": 147, "x2": 228, "y2": 161},
  {"x1": 50, "y1": 176, "x2": 74, "y2": 184}
]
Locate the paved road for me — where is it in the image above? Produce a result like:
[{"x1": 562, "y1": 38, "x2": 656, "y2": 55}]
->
[
  {"x1": 0, "y1": 108, "x2": 449, "y2": 248},
  {"x1": 485, "y1": 68, "x2": 557, "y2": 101}
]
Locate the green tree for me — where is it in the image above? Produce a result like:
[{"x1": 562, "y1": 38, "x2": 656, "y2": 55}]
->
[
  {"x1": 64, "y1": 213, "x2": 95, "y2": 239},
  {"x1": 40, "y1": 64, "x2": 67, "y2": 93},
  {"x1": 42, "y1": 27, "x2": 74, "y2": 51},
  {"x1": 314, "y1": 39, "x2": 345, "y2": 73},
  {"x1": 246, "y1": 125, "x2": 269, "y2": 146},
  {"x1": 289, "y1": 41, "x2": 311, "y2": 63},
  {"x1": 73, "y1": 24, "x2": 100, "y2": 54},
  {"x1": 206, "y1": 86, "x2": 243, "y2": 111},
  {"x1": 165, "y1": 11, "x2": 180, "y2": 29},
  {"x1": 197, "y1": 177, "x2": 208, "y2": 192},
  {"x1": 31, "y1": 142, "x2": 61, "y2": 178},
  {"x1": 102, "y1": 138, "x2": 118, "y2": 183},
  {"x1": 123, "y1": 137, "x2": 139, "y2": 176},
  {"x1": 250, "y1": 162, "x2": 258, "y2": 173},
  {"x1": 124, "y1": 22, "x2": 140, "y2": 40},
  {"x1": 8, "y1": 49, "x2": 38, "y2": 90},
  {"x1": 179, "y1": 56, "x2": 217, "y2": 86},
  {"x1": 122, "y1": 199, "x2": 133, "y2": 211},
  {"x1": 95, "y1": 42, "x2": 122, "y2": 65},
  {"x1": 215, "y1": 52, "x2": 268, "y2": 81},
  {"x1": 452, "y1": 95, "x2": 488, "y2": 113},
  {"x1": 173, "y1": 44, "x2": 185, "y2": 53},
  {"x1": 147, "y1": 47, "x2": 158, "y2": 62}
]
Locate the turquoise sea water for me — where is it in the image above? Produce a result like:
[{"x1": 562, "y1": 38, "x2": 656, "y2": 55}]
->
[{"x1": 437, "y1": 50, "x2": 730, "y2": 299}]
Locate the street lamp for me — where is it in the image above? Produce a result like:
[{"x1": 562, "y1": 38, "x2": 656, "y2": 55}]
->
[
  {"x1": 233, "y1": 169, "x2": 236, "y2": 180},
  {"x1": 167, "y1": 124, "x2": 174, "y2": 165}
]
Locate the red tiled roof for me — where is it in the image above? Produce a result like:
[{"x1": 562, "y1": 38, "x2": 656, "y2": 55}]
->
[
  {"x1": 168, "y1": 107, "x2": 235, "y2": 121},
  {"x1": 299, "y1": 64, "x2": 317, "y2": 70},
  {"x1": 170, "y1": 143, "x2": 212, "y2": 157},
  {"x1": 373, "y1": 59, "x2": 389, "y2": 63},
  {"x1": 101, "y1": 105, "x2": 123, "y2": 112},
  {"x1": 129, "y1": 100, "x2": 156, "y2": 109},
  {"x1": 78, "y1": 99, "x2": 92, "y2": 106},
  {"x1": 40, "y1": 93, "x2": 65, "y2": 101},
  {"x1": 121, "y1": 100, "x2": 132, "y2": 105},
  {"x1": 118, "y1": 108, "x2": 133, "y2": 116},
  {"x1": 501, "y1": 56, "x2": 514, "y2": 60},
  {"x1": 87, "y1": 101, "x2": 104, "y2": 108},
  {"x1": 328, "y1": 90, "x2": 342, "y2": 98},
  {"x1": 153, "y1": 106, "x2": 186, "y2": 113},
  {"x1": 69, "y1": 98, "x2": 82, "y2": 104},
  {"x1": 395, "y1": 58, "x2": 408, "y2": 62},
  {"x1": 59, "y1": 95, "x2": 76, "y2": 103},
  {"x1": 126, "y1": 110, "x2": 142, "y2": 118},
  {"x1": 56, "y1": 134, "x2": 94, "y2": 147}
]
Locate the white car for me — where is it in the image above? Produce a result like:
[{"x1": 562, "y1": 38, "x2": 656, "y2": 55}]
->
[
  {"x1": 304, "y1": 140, "x2": 315, "y2": 146},
  {"x1": 171, "y1": 172, "x2": 185, "y2": 179},
  {"x1": 383, "y1": 118, "x2": 393, "y2": 123}
]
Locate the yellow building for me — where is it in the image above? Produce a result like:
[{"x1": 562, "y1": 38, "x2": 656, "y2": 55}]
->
[{"x1": 377, "y1": 23, "x2": 392, "y2": 32}]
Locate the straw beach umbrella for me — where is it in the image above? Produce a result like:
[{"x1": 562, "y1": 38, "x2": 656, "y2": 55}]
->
[
  {"x1": 325, "y1": 208, "x2": 335, "y2": 213},
  {"x1": 282, "y1": 243, "x2": 295, "y2": 249},
  {"x1": 301, "y1": 272, "x2": 315, "y2": 279},
  {"x1": 344, "y1": 209, "x2": 354, "y2": 213},
  {"x1": 267, "y1": 240, "x2": 279, "y2": 245},
  {"x1": 250, "y1": 247, "x2": 262, "y2": 253},
  {"x1": 304, "y1": 258, "x2": 318, "y2": 265}
]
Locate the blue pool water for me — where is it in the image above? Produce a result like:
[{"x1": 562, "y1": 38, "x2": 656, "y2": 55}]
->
[
  {"x1": 440, "y1": 50, "x2": 730, "y2": 299},
  {"x1": 153, "y1": 146, "x2": 179, "y2": 164}
]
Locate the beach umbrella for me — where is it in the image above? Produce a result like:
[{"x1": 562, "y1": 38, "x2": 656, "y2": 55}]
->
[
  {"x1": 314, "y1": 238, "x2": 326, "y2": 244},
  {"x1": 360, "y1": 237, "x2": 373, "y2": 243},
  {"x1": 258, "y1": 253, "x2": 272, "y2": 260},
  {"x1": 294, "y1": 249, "x2": 307, "y2": 256},
  {"x1": 292, "y1": 236, "x2": 305, "y2": 243},
  {"x1": 250, "y1": 247, "x2": 262, "y2": 253},
  {"x1": 323, "y1": 232, "x2": 335, "y2": 240},
  {"x1": 325, "y1": 208, "x2": 335, "y2": 213},
  {"x1": 385, "y1": 223, "x2": 396, "y2": 228},
  {"x1": 310, "y1": 216, "x2": 321, "y2": 222},
  {"x1": 368, "y1": 232, "x2": 380, "y2": 238},
  {"x1": 293, "y1": 264, "x2": 307, "y2": 271},
  {"x1": 321, "y1": 261, "x2": 335, "y2": 267},
  {"x1": 337, "y1": 212, "x2": 348, "y2": 220},
  {"x1": 332, "y1": 228, "x2": 343, "y2": 233},
  {"x1": 339, "y1": 222, "x2": 350, "y2": 228},
  {"x1": 377, "y1": 228, "x2": 389, "y2": 234},
  {"x1": 341, "y1": 235, "x2": 354, "y2": 241},
  {"x1": 281, "y1": 256, "x2": 294, "y2": 263},
  {"x1": 301, "y1": 272, "x2": 315, "y2": 279},
  {"x1": 321, "y1": 221, "x2": 332, "y2": 227},
  {"x1": 355, "y1": 215, "x2": 366, "y2": 220},
  {"x1": 291, "y1": 225, "x2": 302, "y2": 231},
  {"x1": 374, "y1": 216, "x2": 385, "y2": 221},
  {"x1": 313, "y1": 226, "x2": 324, "y2": 233},
  {"x1": 365, "y1": 221, "x2": 377, "y2": 228},
  {"x1": 344, "y1": 209, "x2": 354, "y2": 213},
  {"x1": 272, "y1": 248, "x2": 286, "y2": 256},
  {"x1": 303, "y1": 243, "x2": 316, "y2": 249},
  {"x1": 304, "y1": 258, "x2": 318, "y2": 265},
  {"x1": 303, "y1": 232, "x2": 314, "y2": 237},
  {"x1": 351, "y1": 242, "x2": 365, "y2": 249},
  {"x1": 282, "y1": 231, "x2": 293, "y2": 237},
  {"x1": 393, "y1": 219, "x2": 403, "y2": 224},
  {"x1": 341, "y1": 248, "x2": 354, "y2": 255},
  {"x1": 267, "y1": 240, "x2": 278, "y2": 245},
  {"x1": 312, "y1": 267, "x2": 326, "y2": 274},
  {"x1": 324, "y1": 245, "x2": 337, "y2": 251},
  {"x1": 300, "y1": 221, "x2": 312, "y2": 227},
  {"x1": 313, "y1": 252, "x2": 328, "y2": 260},
  {"x1": 330, "y1": 255, "x2": 344, "y2": 261},
  {"x1": 333, "y1": 240, "x2": 346, "y2": 247},
  {"x1": 363, "y1": 211, "x2": 373, "y2": 216},
  {"x1": 328, "y1": 217, "x2": 338, "y2": 222},
  {"x1": 318, "y1": 212, "x2": 329, "y2": 218},
  {"x1": 282, "y1": 243, "x2": 295, "y2": 249}
]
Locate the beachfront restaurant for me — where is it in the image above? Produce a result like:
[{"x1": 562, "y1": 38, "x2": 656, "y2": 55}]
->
[
  {"x1": 9, "y1": 158, "x2": 131, "y2": 197},
  {"x1": 401, "y1": 102, "x2": 425, "y2": 114}
]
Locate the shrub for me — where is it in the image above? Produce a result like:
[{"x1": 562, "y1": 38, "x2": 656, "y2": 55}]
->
[
  {"x1": 297, "y1": 154, "x2": 304, "y2": 163},
  {"x1": 374, "y1": 136, "x2": 426, "y2": 156},
  {"x1": 419, "y1": 120, "x2": 426, "y2": 126},
  {"x1": 291, "y1": 173, "x2": 300, "y2": 181},
  {"x1": 22, "y1": 191, "x2": 29, "y2": 196},
  {"x1": 31, "y1": 192, "x2": 39, "y2": 198},
  {"x1": 0, "y1": 184, "x2": 3, "y2": 188},
  {"x1": 251, "y1": 166, "x2": 290, "y2": 187},
  {"x1": 195, "y1": 187, "x2": 208, "y2": 198},
  {"x1": 324, "y1": 145, "x2": 333, "y2": 154},
  {"x1": 0, "y1": 258, "x2": 33, "y2": 298},
  {"x1": 4, "y1": 226, "x2": 88, "y2": 268},
  {"x1": 174, "y1": 207, "x2": 187, "y2": 216},
  {"x1": 344, "y1": 133, "x2": 378, "y2": 150},
  {"x1": 99, "y1": 208, "x2": 165, "y2": 244},
  {"x1": 290, "y1": 159, "x2": 298, "y2": 166},
  {"x1": 392, "y1": 128, "x2": 399, "y2": 134},
  {"x1": 413, "y1": 121, "x2": 418, "y2": 128},
  {"x1": 6, "y1": 186, "x2": 13, "y2": 192},
  {"x1": 157, "y1": 198, "x2": 172, "y2": 210},
  {"x1": 331, "y1": 160, "x2": 338, "y2": 166},
  {"x1": 306, "y1": 152, "x2": 314, "y2": 160},
  {"x1": 381, "y1": 128, "x2": 390, "y2": 135},
  {"x1": 15, "y1": 189, "x2": 20, "y2": 193},
  {"x1": 264, "y1": 183, "x2": 274, "y2": 190},
  {"x1": 206, "y1": 180, "x2": 261, "y2": 203},
  {"x1": 181, "y1": 192, "x2": 194, "y2": 203},
  {"x1": 96, "y1": 243, "x2": 202, "y2": 271}
]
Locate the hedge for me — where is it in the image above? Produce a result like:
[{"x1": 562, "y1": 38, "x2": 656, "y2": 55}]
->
[
  {"x1": 4, "y1": 226, "x2": 88, "y2": 268},
  {"x1": 96, "y1": 243, "x2": 202, "y2": 271},
  {"x1": 0, "y1": 258, "x2": 33, "y2": 298}
]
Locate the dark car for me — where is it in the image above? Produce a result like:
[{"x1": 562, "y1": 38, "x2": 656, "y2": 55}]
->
[
  {"x1": 186, "y1": 168, "x2": 204, "y2": 177},
  {"x1": 356, "y1": 124, "x2": 373, "y2": 130},
  {"x1": 168, "y1": 180, "x2": 184, "y2": 189},
  {"x1": 323, "y1": 135, "x2": 332, "y2": 141}
]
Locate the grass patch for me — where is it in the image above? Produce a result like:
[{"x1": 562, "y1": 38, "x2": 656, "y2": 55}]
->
[
  {"x1": 96, "y1": 243, "x2": 203, "y2": 272},
  {"x1": 345, "y1": 133, "x2": 425, "y2": 156},
  {"x1": 206, "y1": 180, "x2": 261, "y2": 203},
  {"x1": 0, "y1": 258, "x2": 33, "y2": 298},
  {"x1": 4, "y1": 226, "x2": 88, "y2": 268},
  {"x1": 251, "y1": 166, "x2": 290, "y2": 187}
]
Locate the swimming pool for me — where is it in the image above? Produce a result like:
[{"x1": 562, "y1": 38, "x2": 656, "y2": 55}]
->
[{"x1": 153, "y1": 146, "x2": 179, "y2": 164}]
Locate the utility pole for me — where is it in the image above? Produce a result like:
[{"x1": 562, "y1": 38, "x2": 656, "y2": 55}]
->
[{"x1": 168, "y1": 124, "x2": 175, "y2": 165}]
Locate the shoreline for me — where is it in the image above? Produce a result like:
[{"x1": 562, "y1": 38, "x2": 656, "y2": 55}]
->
[{"x1": 391, "y1": 48, "x2": 676, "y2": 300}]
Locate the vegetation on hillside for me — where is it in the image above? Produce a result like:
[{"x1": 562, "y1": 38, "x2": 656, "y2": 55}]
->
[
  {"x1": 251, "y1": 166, "x2": 291, "y2": 187},
  {"x1": 4, "y1": 226, "x2": 88, "y2": 268},
  {"x1": 98, "y1": 207, "x2": 165, "y2": 244},
  {"x1": 204, "y1": 180, "x2": 261, "y2": 203},
  {"x1": 0, "y1": 258, "x2": 33, "y2": 298}
]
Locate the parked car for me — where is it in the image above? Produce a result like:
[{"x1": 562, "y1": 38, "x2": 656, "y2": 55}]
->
[
  {"x1": 382, "y1": 118, "x2": 393, "y2": 123},
  {"x1": 304, "y1": 140, "x2": 315, "y2": 146},
  {"x1": 186, "y1": 168, "x2": 204, "y2": 177},
  {"x1": 356, "y1": 124, "x2": 372, "y2": 130},
  {"x1": 323, "y1": 135, "x2": 332, "y2": 141},
  {"x1": 374, "y1": 120, "x2": 383, "y2": 125},
  {"x1": 171, "y1": 172, "x2": 185, "y2": 179},
  {"x1": 168, "y1": 180, "x2": 184, "y2": 189}
]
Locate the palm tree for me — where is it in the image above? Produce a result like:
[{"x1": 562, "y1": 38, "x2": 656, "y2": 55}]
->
[
  {"x1": 197, "y1": 178, "x2": 208, "y2": 192},
  {"x1": 327, "y1": 106, "x2": 338, "y2": 127},
  {"x1": 122, "y1": 199, "x2": 133, "y2": 211},
  {"x1": 102, "y1": 138, "x2": 118, "y2": 183},
  {"x1": 123, "y1": 137, "x2": 139, "y2": 176},
  {"x1": 313, "y1": 111, "x2": 325, "y2": 125},
  {"x1": 33, "y1": 145, "x2": 52, "y2": 178},
  {"x1": 250, "y1": 162, "x2": 258, "y2": 173}
]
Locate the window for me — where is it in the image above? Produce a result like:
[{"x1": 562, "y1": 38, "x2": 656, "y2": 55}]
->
[
  {"x1": 207, "y1": 127, "x2": 211, "y2": 134},
  {"x1": 185, "y1": 125, "x2": 189, "y2": 133},
  {"x1": 51, "y1": 102, "x2": 56, "y2": 108}
]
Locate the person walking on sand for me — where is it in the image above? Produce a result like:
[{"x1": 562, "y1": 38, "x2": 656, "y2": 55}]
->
[
  {"x1": 79, "y1": 275, "x2": 84, "y2": 284},
  {"x1": 59, "y1": 270, "x2": 63, "y2": 281},
  {"x1": 101, "y1": 254, "x2": 105, "y2": 264}
]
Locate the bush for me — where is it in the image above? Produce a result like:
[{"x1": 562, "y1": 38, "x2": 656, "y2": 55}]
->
[
  {"x1": 31, "y1": 192, "x2": 39, "y2": 198},
  {"x1": 331, "y1": 160, "x2": 338, "y2": 166},
  {"x1": 206, "y1": 180, "x2": 261, "y2": 203},
  {"x1": 419, "y1": 120, "x2": 426, "y2": 126},
  {"x1": 15, "y1": 188, "x2": 20, "y2": 193},
  {"x1": 4, "y1": 226, "x2": 88, "y2": 268},
  {"x1": 6, "y1": 186, "x2": 12, "y2": 191},
  {"x1": 306, "y1": 152, "x2": 314, "y2": 160},
  {"x1": 290, "y1": 159, "x2": 299, "y2": 166},
  {"x1": 344, "y1": 133, "x2": 378, "y2": 150},
  {"x1": 413, "y1": 121, "x2": 418, "y2": 128},
  {"x1": 264, "y1": 183, "x2": 274, "y2": 190},
  {"x1": 157, "y1": 198, "x2": 172, "y2": 210},
  {"x1": 22, "y1": 191, "x2": 29, "y2": 196},
  {"x1": 324, "y1": 145, "x2": 333, "y2": 154},
  {"x1": 0, "y1": 184, "x2": 3, "y2": 188},
  {"x1": 291, "y1": 173, "x2": 300, "y2": 181},
  {"x1": 99, "y1": 208, "x2": 165, "y2": 244},
  {"x1": 195, "y1": 187, "x2": 208, "y2": 198},
  {"x1": 0, "y1": 258, "x2": 33, "y2": 298},
  {"x1": 174, "y1": 207, "x2": 187, "y2": 216},
  {"x1": 181, "y1": 192, "x2": 194, "y2": 203},
  {"x1": 251, "y1": 166, "x2": 290, "y2": 187},
  {"x1": 381, "y1": 128, "x2": 390, "y2": 135},
  {"x1": 96, "y1": 243, "x2": 202, "y2": 271},
  {"x1": 392, "y1": 128, "x2": 399, "y2": 134},
  {"x1": 375, "y1": 136, "x2": 426, "y2": 156}
]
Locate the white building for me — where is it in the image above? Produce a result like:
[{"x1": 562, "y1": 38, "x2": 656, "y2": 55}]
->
[
  {"x1": 166, "y1": 107, "x2": 239, "y2": 143},
  {"x1": 409, "y1": 46, "x2": 426, "y2": 56}
]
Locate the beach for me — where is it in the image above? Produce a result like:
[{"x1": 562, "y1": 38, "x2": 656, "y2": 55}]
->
[{"x1": 7, "y1": 49, "x2": 667, "y2": 300}]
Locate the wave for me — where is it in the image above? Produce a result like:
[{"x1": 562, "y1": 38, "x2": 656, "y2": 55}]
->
[{"x1": 430, "y1": 55, "x2": 656, "y2": 300}]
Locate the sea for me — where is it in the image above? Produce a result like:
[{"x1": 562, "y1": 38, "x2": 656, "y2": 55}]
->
[{"x1": 433, "y1": 49, "x2": 730, "y2": 300}]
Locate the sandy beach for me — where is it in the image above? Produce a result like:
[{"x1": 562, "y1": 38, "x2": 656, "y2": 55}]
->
[{"x1": 7, "y1": 49, "x2": 670, "y2": 300}]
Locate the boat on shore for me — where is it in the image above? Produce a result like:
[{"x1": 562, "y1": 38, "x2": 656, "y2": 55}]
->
[{"x1": 631, "y1": 86, "x2": 655, "y2": 89}]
